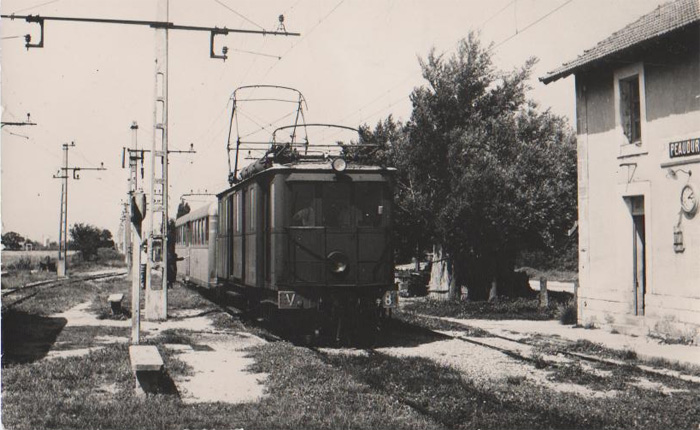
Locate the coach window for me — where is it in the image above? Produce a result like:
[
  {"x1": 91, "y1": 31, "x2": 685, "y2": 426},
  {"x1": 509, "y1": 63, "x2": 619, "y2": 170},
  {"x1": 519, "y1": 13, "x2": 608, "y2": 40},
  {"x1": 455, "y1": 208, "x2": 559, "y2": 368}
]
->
[
  {"x1": 291, "y1": 183, "x2": 316, "y2": 227},
  {"x1": 323, "y1": 182, "x2": 353, "y2": 228},
  {"x1": 248, "y1": 187, "x2": 256, "y2": 231},
  {"x1": 234, "y1": 192, "x2": 242, "y2": 233},
  {"x1": 355, "y1": 183, "x2": 383, "y2": 227}
]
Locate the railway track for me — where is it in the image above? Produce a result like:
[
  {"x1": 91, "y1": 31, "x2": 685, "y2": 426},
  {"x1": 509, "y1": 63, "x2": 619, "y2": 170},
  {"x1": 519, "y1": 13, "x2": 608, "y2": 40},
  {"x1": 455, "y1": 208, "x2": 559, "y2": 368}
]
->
[
  {"x1": 419, "y1": 323, "x2": 700, "y2": 384},
  {"x1": 181, "y1": 280, "x2": 700, "y2": 385},
  {"x1": 1, "y1": 270, "x2": 128, "y2": 309}
]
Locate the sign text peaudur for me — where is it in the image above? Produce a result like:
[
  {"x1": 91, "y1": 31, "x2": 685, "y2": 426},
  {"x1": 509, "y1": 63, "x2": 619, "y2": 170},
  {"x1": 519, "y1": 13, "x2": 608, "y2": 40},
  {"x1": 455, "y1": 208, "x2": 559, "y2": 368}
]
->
[{"x1": 669, "y1": 138, "x2": 700, "y2": 159}]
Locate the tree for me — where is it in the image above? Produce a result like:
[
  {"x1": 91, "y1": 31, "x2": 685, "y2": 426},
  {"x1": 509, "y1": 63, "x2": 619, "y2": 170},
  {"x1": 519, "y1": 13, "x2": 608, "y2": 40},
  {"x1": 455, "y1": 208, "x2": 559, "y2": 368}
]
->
[
  {"x1": 70, "y1": 223, "x2": 114, "y2": 260},
  {"x1": 349, "y1": 116, "x2": 433, "y2": 264},
  {"x1": 1, "y1": 232, "x2": 25, "y2": 250},
  {"x1": 404, "y1": 33, "x2": 577, "y2": 300},
  {"x1": 100, "y1": 229, "x2": 115, "y2": 249}
]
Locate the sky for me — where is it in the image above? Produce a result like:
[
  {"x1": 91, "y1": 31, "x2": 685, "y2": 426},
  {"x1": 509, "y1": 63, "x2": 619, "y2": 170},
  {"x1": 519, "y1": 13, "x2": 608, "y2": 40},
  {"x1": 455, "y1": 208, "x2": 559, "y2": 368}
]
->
[{"x1": 1, "y1": 0, "x2": 670, "y2": 244}]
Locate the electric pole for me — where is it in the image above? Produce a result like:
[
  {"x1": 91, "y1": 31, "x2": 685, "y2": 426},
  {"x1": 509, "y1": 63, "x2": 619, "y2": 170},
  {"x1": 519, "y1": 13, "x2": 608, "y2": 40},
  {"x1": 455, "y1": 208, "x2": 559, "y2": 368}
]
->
[
  {"x1": 146, "y1": 0, "x2": 171, "y2": 320},
  {"x1": 52, "y1": 141, "x2": 106, "y2": 277}
]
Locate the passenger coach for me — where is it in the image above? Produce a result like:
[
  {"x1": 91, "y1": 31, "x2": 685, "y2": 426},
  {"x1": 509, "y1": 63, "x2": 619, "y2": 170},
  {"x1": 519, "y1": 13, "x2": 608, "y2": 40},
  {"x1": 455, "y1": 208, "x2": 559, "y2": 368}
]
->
[{"x1": 174, "y1": 202, "x2": 218, "y2": 287}]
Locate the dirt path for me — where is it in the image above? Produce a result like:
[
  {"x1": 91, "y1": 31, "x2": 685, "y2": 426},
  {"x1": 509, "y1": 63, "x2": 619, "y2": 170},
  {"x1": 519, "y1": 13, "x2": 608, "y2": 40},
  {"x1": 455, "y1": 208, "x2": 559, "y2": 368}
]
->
[
  {"x1": 46, "y1": 301, "x2": 270, "y2": 404},
  {"x1": 166, "y1": 332, "x2": 268, "y2": 404}
]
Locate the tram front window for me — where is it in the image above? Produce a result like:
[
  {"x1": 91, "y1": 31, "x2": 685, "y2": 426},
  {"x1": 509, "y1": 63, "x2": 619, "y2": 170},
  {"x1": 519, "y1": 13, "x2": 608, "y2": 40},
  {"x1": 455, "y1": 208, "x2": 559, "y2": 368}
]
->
[
  {"x1": 355, "y1": 183, "x2": 383, "y2": 227},
  {"x1": 290, "y1": 182, "x2": 384, "y2": 228},
  {"x1": 291, "y1": 184, "x2": 316, "y2": 227},
  {"x1": 323, "y1": 182, "x2": 353, "y2": 228}
]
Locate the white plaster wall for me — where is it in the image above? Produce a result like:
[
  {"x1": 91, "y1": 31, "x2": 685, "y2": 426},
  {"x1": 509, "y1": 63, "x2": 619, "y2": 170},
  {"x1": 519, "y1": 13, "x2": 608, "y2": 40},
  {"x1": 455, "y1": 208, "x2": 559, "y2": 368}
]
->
[{"x1": 578, "y1": 96, "x2": 700, "y2": 333}]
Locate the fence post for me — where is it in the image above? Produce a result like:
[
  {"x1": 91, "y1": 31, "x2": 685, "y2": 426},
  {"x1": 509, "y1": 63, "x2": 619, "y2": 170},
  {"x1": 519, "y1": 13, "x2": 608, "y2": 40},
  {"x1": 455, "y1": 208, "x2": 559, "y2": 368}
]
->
[{"x1": 539, "y1": 277, "x2": 548, "y2": 309}]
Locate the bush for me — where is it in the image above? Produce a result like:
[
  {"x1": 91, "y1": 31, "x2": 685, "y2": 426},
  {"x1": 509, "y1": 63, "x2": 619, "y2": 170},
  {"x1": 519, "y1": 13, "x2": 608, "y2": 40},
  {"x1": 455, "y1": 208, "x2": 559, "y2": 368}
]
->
[
  {"x1": 557, "y1": 299, "x2": 577, "y2": 325},
  {"x1": 8, "y1": 256, "x2": 34, "y2": 271},
  {"x1": 97, "y1": 247, "x2": 123, "y2": 261}
]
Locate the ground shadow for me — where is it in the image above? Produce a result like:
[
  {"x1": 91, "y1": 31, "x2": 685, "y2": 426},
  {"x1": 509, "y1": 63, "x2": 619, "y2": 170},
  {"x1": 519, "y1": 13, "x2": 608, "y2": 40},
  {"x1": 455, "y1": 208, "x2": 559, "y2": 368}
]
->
[
  {"x1": 1, "y1": 309, "x2": 67, "y2": 366},
  {"x1": 373, "y1": 318, "x2": 452, "y2": 348},
  {"x1": 135, "y1": 370, "x2": 180, "y2": 396},
  {"x1": 183, "y1": 282, "x2": 452, "y2": 349}
]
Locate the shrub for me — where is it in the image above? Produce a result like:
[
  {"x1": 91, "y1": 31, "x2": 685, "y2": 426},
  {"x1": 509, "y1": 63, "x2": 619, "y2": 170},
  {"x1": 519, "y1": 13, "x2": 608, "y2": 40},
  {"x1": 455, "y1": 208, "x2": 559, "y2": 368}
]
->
[
  {"x1": 557, "y1": 299, "x2": 577, "y2": 325},
  {"x1": 8, "y1": 256, "x2": 33, "y2": 271},
  {"x1": 97, "y1": 247, "x2": 123, "y2": 262}
]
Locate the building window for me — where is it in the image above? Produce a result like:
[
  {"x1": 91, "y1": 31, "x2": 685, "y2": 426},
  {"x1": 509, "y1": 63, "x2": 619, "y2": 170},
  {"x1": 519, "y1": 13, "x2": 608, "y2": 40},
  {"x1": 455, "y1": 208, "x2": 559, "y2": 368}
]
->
[
  {"x1": 619, "y1": 75, "x2": 641, "y2": 144},
  {"x1": 614, "y1": 63, "x2": 645, "y2": 152}
]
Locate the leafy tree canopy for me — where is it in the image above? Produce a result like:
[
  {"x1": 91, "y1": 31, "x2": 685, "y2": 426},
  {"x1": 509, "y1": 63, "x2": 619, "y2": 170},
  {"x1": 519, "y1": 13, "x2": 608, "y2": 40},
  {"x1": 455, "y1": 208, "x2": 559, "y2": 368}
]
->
[
  {"x1": 1, "y1": 232, "x2": 26, "y2": 250},
  {"x1": 403, "y1": 33, "x2": 577, "y2": 298},
  {"x1": 356, "y1": 33, "x2": 577, "y2": 299},
  {"x1": 70, "y1": 223, "x2": 115, "y2": 261}
]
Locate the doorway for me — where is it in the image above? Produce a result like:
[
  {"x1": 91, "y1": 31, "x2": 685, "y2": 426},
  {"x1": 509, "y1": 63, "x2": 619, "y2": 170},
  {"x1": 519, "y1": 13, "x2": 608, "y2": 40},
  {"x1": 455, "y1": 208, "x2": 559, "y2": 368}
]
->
[{"x1": 628, "y1": 196, "x2": 646, "y2": 316}]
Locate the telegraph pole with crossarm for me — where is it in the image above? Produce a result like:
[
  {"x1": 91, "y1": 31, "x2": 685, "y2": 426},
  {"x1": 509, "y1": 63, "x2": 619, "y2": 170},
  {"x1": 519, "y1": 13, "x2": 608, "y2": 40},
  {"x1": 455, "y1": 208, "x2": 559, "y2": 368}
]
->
[{"x1": 52, "y1": 141, "x2": 106, "y2": 277}]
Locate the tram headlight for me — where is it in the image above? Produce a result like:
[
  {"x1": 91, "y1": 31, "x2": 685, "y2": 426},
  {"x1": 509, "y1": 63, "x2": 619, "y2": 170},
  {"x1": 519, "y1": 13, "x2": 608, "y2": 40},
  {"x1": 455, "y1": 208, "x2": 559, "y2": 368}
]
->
[
  {"x1": 327, "y1": 251, "x2": 348, "y2": 274},
  {"x1": 331, "y1": 157, "x2": 347, "y2": 172}
]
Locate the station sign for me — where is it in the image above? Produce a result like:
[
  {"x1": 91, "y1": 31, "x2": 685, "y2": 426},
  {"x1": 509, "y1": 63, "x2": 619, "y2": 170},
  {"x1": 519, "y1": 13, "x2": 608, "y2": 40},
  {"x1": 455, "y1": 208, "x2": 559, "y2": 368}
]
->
[{"x1": 669, "y1": 137, "x2": 700, "y2": 159}]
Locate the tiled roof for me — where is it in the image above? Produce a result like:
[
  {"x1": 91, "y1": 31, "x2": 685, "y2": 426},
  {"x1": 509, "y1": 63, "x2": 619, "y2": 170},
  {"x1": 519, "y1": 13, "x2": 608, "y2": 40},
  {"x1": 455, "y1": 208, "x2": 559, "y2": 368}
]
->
[{"x1": 540, "y1": 0, "x2": 700, "y2": 84}]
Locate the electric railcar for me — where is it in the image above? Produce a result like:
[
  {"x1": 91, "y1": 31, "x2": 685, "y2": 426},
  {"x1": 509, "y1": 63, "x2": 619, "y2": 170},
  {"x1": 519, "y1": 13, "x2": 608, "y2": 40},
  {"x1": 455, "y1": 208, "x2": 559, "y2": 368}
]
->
[{"x1": 175, "y1": 156, "x2": 398, "y2": 339}]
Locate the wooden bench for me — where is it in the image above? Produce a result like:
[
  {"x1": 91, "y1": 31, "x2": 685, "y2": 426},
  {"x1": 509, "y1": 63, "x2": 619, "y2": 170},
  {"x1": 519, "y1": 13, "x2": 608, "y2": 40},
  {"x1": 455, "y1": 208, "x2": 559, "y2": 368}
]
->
[
  {"x1": 129, "y1": 345, "x2": 165, "y2": 394},
  {"x1": 108, "y1": 293, "x2": 124, "y2": 315}
]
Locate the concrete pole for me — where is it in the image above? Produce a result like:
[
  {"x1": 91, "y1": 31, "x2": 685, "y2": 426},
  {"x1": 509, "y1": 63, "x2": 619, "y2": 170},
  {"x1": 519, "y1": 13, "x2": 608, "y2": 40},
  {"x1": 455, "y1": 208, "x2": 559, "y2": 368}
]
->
[
  {"x1": 124, "y1": 204, "x2": 132, "y2": 272},
  {"x1": 131, "y1": 222, "x2": 142, "y2": 345},
  {"x1": 57, "y1": 181, "x2": 66, "y2": 277},
  {"x1": 145, "y1": 0, "x2": 168, "y2": 320},
  {"x1": 57, "y1": 143, "x2": 70, "y2": 277}
]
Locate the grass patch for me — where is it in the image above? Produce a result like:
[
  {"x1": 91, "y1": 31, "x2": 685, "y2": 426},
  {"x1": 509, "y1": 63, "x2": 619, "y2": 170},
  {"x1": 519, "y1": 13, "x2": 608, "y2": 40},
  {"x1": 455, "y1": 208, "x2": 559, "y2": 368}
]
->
[
  {"x1": 2, "y1": 340, "x2": 440, "y2": 430},
  {"x1": 166, "y1": 284, "x2": 212, "y2": 310},
  {"x1": 1, "y1": 270, "x2": 56, "y2": 290},
  {"x1": 402, "y1": 293, "x2": 573, "y2": 321},
  {"x1": 6, "y1": 278, "x2": 99, "y2": 316},
  {"x1": 321, "y1": 349, "x2": 700, "y2": 430},
  {"x1": 52, "y1": 326, "x2": 129, "y2": 351},
  {"x1": 549, "y1": 362, "x2": 607, "y2": 387},
  {"x1": 393, "y1": 310, "x2": 489, "y2": 337},
  {"x1": 149, "y1": 329, "x2": 195, "y2": 345}
]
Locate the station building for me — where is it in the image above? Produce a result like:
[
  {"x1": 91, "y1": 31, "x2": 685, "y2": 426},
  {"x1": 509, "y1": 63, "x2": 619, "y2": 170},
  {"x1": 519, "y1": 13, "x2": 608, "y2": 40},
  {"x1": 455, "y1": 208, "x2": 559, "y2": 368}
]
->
[{"x1": 541, "y1": 0, "x2": 700, "y2": 341}]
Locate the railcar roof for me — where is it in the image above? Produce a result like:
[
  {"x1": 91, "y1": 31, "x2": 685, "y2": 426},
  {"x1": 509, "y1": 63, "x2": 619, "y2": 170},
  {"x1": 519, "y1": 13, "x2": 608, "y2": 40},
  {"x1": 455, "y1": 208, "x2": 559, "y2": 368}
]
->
[
  {"x1": 216, "y1": 162, "x2": 396, "y2": 197},
  {"x1": 175, "y1": 201, "x2": 217, "y2": 225}
]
